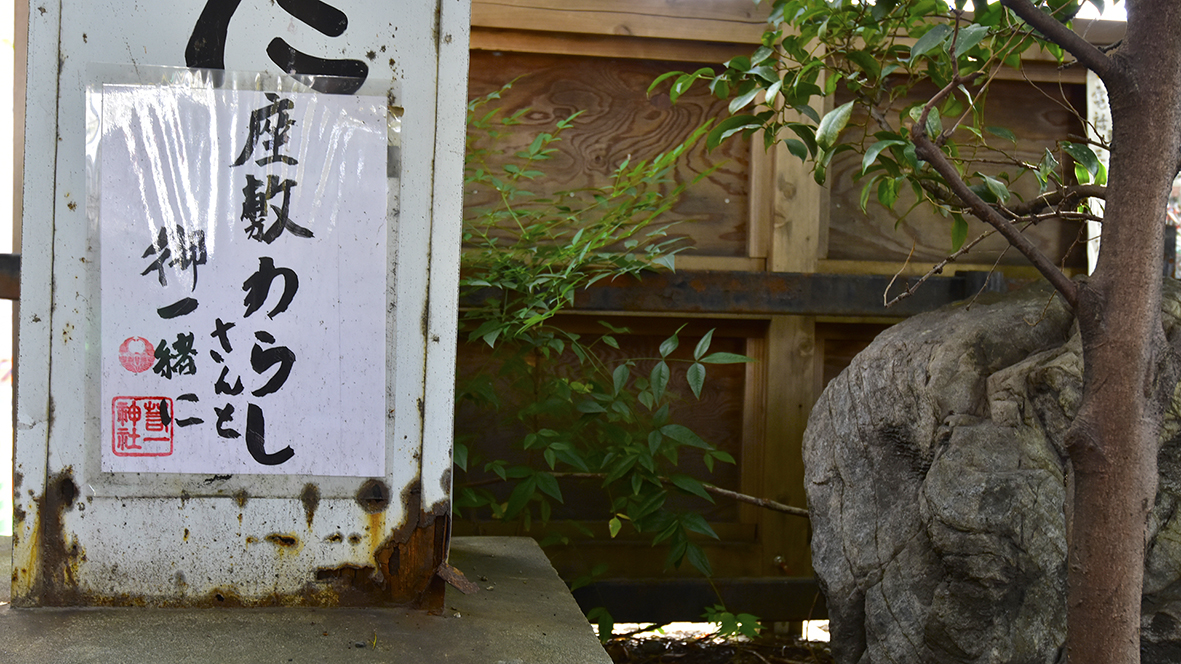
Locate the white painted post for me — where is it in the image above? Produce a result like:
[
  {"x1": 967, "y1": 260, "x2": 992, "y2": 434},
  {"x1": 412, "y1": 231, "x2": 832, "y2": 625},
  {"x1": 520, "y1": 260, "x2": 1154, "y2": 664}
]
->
[{"x1": 12, "y1": 0, "x2": 469, "y2": 608}]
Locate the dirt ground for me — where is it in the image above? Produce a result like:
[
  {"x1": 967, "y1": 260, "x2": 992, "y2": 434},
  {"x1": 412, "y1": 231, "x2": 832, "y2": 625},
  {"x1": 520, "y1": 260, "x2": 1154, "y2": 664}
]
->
[{"x1": 604, "y1": 633, "x2": 836, "y2": 664}]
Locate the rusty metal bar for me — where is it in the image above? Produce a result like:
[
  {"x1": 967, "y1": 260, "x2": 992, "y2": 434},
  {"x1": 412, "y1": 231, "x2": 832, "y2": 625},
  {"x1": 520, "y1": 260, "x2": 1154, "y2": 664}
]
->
[
  {"x1": 0, "y1": 254, "x2": 18, "y2": 300},
  {"x1": 463, "y1": 269, "x2": 1005, "y2": 318}
]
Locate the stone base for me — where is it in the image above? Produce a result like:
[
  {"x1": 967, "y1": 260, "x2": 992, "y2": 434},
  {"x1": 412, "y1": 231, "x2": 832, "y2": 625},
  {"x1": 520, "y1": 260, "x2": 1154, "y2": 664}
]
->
[{"x1": 0, "y1": 535, "x2": 611, "y2": 664}]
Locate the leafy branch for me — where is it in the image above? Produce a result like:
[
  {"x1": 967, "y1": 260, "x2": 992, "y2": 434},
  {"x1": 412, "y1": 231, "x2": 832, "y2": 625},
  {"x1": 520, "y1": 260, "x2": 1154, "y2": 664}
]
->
[
  {"x1": 656, "y1": 0, "x2": 1109, "y2": 308},
  {"x1": 457, "y1": 83, "x2": 789, "y2": 580}
]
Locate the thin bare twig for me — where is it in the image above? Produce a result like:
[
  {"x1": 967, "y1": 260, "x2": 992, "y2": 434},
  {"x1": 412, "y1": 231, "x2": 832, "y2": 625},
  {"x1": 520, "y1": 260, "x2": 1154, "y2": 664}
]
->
[
  {"x1": 885, "y1": 228, "x2": 997, "y2": 308},
  {"x1": 884, "y1": 241, "x2": 918, "y2": 307},
  {"x1": 965, "y1": 235, "x2": 1016, "y2": 310},
  {"x1": 461, "y1": 472, "x2": 811, "y2": 518}
]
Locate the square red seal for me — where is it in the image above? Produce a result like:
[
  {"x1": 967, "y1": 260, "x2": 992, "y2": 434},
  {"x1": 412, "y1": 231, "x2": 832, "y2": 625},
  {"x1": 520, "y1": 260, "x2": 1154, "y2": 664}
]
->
[{"x1": 112, "y1": 396, "x2": 174, "y2": 457}]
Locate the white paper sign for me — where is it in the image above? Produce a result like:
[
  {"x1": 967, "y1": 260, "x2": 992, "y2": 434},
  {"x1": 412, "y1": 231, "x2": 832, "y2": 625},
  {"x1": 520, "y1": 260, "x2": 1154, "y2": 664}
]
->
[{"x1": 99, "y1": 84, "x2": 389, "y2": 476}]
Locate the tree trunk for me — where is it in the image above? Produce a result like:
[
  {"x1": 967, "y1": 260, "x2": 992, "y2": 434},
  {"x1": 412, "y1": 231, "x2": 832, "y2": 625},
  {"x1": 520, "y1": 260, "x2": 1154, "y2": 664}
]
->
[{"x1": 1066, "y1": 4, "x2": 1181, "y2": 661}]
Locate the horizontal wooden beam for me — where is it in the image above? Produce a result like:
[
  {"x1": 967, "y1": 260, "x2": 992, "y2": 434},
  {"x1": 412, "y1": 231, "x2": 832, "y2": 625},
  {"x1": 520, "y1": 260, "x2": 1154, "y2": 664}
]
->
[
  {"x1": 463, "y1": 269, "x2": 1008, "y2": 319},
  {"x1": 471, "y1": 0, "x2": 771, "y2": 44},
  {"x1": 572, "y1": 576, "x2": 827, "y2": 622},
  {"x1": 0, "y1": 254, "x2": 19, "y2": 300},
  {"x1": 470, "y1": 27, "x2": 753, "y2": 63}
]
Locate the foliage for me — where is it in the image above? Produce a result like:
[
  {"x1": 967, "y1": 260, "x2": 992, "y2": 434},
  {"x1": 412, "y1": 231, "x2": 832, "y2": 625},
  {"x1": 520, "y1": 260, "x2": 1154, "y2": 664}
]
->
[
  {"x1": 657, "y1": 1, "x2": 1181, "y2": 661},
  {"x1": 703, "y1": 604, "x2": 765, "y2": 640},
  {"x1": 655, "y1": 0, "x2": 1108, "y2": 256},
  {"x1": 456, "y1": 84, "x2": 753, "y2": 580}
]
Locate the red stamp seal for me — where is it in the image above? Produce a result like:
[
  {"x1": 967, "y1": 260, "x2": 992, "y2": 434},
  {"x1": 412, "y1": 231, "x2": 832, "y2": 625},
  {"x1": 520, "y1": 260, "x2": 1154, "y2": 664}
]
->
[
  {"x1": 112, "y1": 396, "x2": 174, "y2": 457},
  {"x1": 118, "y1": 337, "x2": 156, "y2": 373}
]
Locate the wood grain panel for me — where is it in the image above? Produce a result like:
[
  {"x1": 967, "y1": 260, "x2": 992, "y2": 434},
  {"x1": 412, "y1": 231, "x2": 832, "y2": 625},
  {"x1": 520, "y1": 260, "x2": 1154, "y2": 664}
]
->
[
  {"x1": 827, "y1": 80, "x2": 1089, "y2": 268},
  {"x1": 471, "y1": 0, "x2": 770, "y2": 44},
  {"x1": 468, "y1": 51, "x2": 752, "y2": 257}
]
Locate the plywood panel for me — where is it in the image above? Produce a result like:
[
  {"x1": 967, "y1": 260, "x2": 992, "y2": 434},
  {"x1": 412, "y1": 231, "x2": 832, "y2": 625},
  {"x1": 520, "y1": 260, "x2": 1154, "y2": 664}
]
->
[
  {"x1": 828, "y1": 80, "x2": 1089, "y2": 268},
  {"x1": 468, "y1": 51, "x2": 752, "y2": 257}
]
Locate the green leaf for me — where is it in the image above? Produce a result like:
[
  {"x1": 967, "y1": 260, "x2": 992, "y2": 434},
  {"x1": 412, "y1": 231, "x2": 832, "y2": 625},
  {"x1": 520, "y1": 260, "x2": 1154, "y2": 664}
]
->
[
  {"x1": 647, "y1": 70, "x2": 681, "y2": 95},
  {"x1": 784, "y1": 138, "x2": 808, "y2": 161},
  {"x1": 681, "y1": 512, "x2": 720, "y2": 539},
  {"x1": 952, "y1": 24, "x2": 990, "y2": 57},
  {"x1": 908, "y1": 24, "x2": 951, "y2": 63},
  {"x1": 648, "y1": 430, "x2": 663, "y2": 455},
  {"x1": 693, "y1": 329, "x2": 715, "y2": 360},
  {"x1": 588, "y1": 607, "x2": 615, "y2": 643},
  {"x1": 613, "y1": 364, "x2": 630, "y2": 395},
  {"x1": 845, "y1": 50, "x2": 882, "y2": 81},
  {"x1": 535, "y1": 472, "x2": 563, "y2": 503},
  {"x1": 699, "y1": 352, "x2": 754, "y2": 364},
  {"x1": 687, "y1": 362, "x2": 706, "y2": 399},
  {"x1": 707, "y1": 115, "x2": 762, "y2": 151},
  {"x1": 1038, "y1": 148, "x2": 1060, "y2": 191},
  {"x1": 659, "y1": 334, "x2": 680, "y2": 358},
  {"x1": 577, "y1": 399, "x2": 608, "y2": 414},
  {"x1": 669, "y1": 474, "x2": 714, "y2": 502},
  {"x1": 1063, "y1": 142, "x2": 1102, "y2": 179},
  {"x1": 650, "y1": 362, "x2": 671, "y2": 402},
  {"x1": 609, "y1": 516, "x2": 623, "y2": 538},
  {"x1": 711, "y1": 450, "x2": 736, "y2": 465},
  {"x1": 951, "y1": 213, "x2": 968, "y2": 252},
  {"x1": 815, "y1": 101, "x2": 855, "y2": 151},
  {"x1": 729, "y1": 85, "x2": 763, "y2": 114},
  {"x1": 454, "y1": 442, "x2": 468, "y2": 472},
  {"x1": 924, "y1": 107, "x2": 943, "y2": 139},
  {"x1": 504, "y1": 475, "x2": 538, "y2": 519},
  {"x1": 986, "y1": 126, "x2": 1017, "y2": 143},
  {"x1": 685, "y1": 542, "x2": 713, "y2": 577},
  {"x1": 862, "y1": 139, "x2": 907, "y2": 175},
  {"x1": 660, "y1": 424, "x2": 711, "y2": 449},
  {"x1": 981, "y1": 174, "x2": 1010, "y2": 203},
  {"x1": 653, "y1": 403, "x2": 671, "y2": 428},
  {"x1": 877, "y1": 176, "x2": 900, "y2": 210}
]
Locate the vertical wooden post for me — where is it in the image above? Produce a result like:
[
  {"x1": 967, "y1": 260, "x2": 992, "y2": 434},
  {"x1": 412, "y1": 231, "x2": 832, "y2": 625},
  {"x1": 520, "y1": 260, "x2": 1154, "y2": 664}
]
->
[{"x1": 760, "y1": 122, "x2": 825, "y2": 579}]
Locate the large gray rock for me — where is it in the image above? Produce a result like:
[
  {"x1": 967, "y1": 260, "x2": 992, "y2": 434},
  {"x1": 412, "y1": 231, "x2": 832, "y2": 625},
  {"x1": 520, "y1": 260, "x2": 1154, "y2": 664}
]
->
[{"x1": 804, "y1": 280, "x2": 1181, "y2": 664}]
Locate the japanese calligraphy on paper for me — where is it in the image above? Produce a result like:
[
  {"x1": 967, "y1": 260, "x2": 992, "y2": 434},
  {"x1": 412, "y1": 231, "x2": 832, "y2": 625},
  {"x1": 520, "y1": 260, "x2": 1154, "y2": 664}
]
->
[{"x1": 99, "y1": 84, "x2": 388, "y2": 476}]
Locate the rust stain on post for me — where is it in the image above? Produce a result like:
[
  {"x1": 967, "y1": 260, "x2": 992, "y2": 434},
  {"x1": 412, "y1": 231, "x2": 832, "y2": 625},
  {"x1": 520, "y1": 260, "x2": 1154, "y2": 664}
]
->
[
  {"x1": 372, "y1": 482, "x2": 449, "y2": 612},
  {"x1": 21, "y1": 467, "x2": 84, "y2": 606},
  {"x1": 300, "y1": 483, "x2": 321, "y2": 528},
  {"x1": 265, "y1": 533, "x2": 299, "y2": 548}
]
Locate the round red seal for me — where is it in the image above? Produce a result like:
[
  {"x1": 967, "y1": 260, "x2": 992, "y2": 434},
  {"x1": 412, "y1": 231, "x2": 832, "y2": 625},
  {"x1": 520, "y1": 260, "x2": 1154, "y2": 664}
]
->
[{"x1": 118, "y1": 336, "x2": 155, "y2": 373}]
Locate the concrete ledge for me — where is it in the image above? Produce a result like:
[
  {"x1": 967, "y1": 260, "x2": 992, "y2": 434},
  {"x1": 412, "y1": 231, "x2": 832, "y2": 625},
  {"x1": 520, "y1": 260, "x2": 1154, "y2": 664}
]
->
[{"x1": 0, "y1": 535, "x2": 611, "y2": 664}]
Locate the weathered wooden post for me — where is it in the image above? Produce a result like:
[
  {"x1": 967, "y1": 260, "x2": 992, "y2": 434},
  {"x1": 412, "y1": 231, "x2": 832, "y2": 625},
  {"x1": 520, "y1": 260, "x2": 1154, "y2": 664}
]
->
[{"x1": 12, "y1": 0, "x2": 470, "y2": 608}]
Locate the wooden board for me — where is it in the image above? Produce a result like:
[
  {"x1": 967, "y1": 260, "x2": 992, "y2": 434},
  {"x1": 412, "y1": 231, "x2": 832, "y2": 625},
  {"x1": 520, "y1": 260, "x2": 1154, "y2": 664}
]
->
[
  {"x1": 467, "y1": 51, "x2": 752, "y2": 257},
  {"x1": 828, "y1": 80, "x2": 1090, "y2": 268},
  {"x1": 471, "y1": 27, "x2": 754, "y2": 64},
  {"x1": 471, "y1": 0, "x2": 770, "y2": 44}
]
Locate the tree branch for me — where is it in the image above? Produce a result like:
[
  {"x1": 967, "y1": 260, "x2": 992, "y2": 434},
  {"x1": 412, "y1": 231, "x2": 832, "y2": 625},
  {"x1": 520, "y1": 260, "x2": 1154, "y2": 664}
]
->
[
  {"x1": 1000, "y1": 0, "x2": 1117, "y2": 81},
  {"x1": 461, "y1": 472, "x2": 811, "y2": 519},
  {"x1": 1006, "y1": 184, "x2": 1107, "y2": 216},
  {"x1": 702, "y1": 483, "x2": 810, "y2": 519},
  {"x1": 910, "y1": 129, "x2": 1079, "y2": 309},
  {"x1": 885, "y1": 227, "x2": 997, "y2": 308}
]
